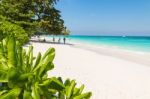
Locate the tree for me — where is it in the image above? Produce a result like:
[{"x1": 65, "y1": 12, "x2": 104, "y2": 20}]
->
[
  {"x1": 0, "y1": 0, "x2": 36, "y2": 37},
  {"x1": 0, "y1": 0, "x2": 67, "y2": 37},
  {"x1": 0, "y1": 15, "x2": 29, "y2": 44},
  {"x1": 33, "y1": 0, "x2": 65, "y2": 35},
  {"x1": 62, "y1": 28, "x2": 70, "y2": 36}
]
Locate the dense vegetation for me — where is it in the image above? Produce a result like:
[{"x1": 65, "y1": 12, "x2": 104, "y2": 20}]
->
[
  {"x1": 0, "y1": 0, "x2": 68, "y2": 44},
  {"x1": 0, "y1": 16, "x2": 29, "y2": 44},
  {"x1": 0, "y1": 36, "x2": 92, "y2": 99}
]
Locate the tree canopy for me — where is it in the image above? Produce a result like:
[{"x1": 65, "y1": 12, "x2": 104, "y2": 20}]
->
[
  {"x1": 0, "y1": 0, "x2": 36, "y2": 36},
  {"x1": 0, "y1": 0, "x2": 68, "y2": 43}
]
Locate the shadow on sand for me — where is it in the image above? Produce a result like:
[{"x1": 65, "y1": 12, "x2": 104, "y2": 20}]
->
[{"x1": 24, "y1": 39, "x2": 74, "y2": 46}]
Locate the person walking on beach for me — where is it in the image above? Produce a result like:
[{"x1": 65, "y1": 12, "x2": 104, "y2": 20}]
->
[
  {"x1": 63, "y1": 37, "x2": 66, "y2": 44},
  {"x1": 53, "y1": 37, "x2": 55, "y2": 43},
  {"x1": 58, "y1": 38, "x2": 61, "y2": 43},
  {"x1": 43, "y1": 38, "x2": 46, "y2": 42}
]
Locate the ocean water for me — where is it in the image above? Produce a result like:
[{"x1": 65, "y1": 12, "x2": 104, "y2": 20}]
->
[
  {"x1": 66, "y1": 36, "x2": 150, "y2": 52},
  {"x1": 47, "y1": 35, "x2": 150, "y2": 52}
]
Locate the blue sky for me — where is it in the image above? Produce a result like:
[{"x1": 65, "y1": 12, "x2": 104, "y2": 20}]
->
[{"x1": 56, "y1": 0, "x2": 150, "y2": 36}]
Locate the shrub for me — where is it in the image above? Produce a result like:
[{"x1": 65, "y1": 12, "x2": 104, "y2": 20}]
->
[
  {"x1": 0, "y1": 36, "x2": 92, "y2": 99},
  {"x1": 0, "y1": 18, "x2": 29, "y2": 44}
]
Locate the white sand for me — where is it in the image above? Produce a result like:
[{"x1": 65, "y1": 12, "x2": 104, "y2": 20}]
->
[{"x1": 24, "y1": 42, "x2": 150, "y2": 99}]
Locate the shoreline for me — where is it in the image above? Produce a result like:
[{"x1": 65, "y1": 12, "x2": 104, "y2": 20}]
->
[
  {"x1": 29, "y1": 37, "x2": 150, "y2": 66},
  {"x1": 71, "y1": 42, "x2": 150, "y2": 66},
  {"x1": 24, "y1": 41, "x2": 150, "y2": 99}
]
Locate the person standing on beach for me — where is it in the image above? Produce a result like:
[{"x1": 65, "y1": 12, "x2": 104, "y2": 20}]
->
[
  {"x1": 53, "y1": 37, "x2": 55, "y2": 43},
  {"x1": 43, "y1": 38, "x2": 46, "y2": 42},
  {"x1": 63, "y1": 37, "x2": 66, "y2": 44},
  {"x1": 58, "y1": 38, "x2": 61, "y2": 43}
]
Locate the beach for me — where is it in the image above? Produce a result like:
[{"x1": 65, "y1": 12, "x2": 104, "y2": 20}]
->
[{"x1": 24, "y1": 41, "x2": 150, "y2": 99}]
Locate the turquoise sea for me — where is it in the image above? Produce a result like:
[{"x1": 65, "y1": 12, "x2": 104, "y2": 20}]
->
[
  {"x1": 48, "y1": 35, "x2": 150, "y2": 52},
  {"x1": 67, "y1": 36, "x2": 150, "y2": 52}
]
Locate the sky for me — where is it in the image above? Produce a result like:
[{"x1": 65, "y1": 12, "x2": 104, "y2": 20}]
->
[{"x1": 56, "y1": 0, "x2": 150, "y2": 36}]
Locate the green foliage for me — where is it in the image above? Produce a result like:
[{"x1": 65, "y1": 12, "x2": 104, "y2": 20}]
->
[
  {"x1": 62, "y1": 28, "x2": 70, "y2": 36},
  {"x1": 0, "y1": 0, "x2": 67, "y2": 36},
  {"x1": 57, "y1": 78, "x2": 92, "y2": 99},
  {"x1": 0, "y1": 36, "x2": 91, "y2": 99},
  {"x1": 0, "y1": 0, "x2": 36, "y2": 36},
  {"x1": 0, "y1": 18, "x2": 29, "y2": 44}
]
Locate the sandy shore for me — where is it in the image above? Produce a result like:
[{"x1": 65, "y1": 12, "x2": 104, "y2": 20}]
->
[{"x1": 24, "y1": 41, "x2": 150, "y2": 99}]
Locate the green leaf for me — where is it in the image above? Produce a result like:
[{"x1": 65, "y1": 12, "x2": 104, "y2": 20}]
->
[
  {"x1": 74, "y1": 92, "x2": 92, "y2": 99},
  {"x1": 22, "y1": 49, "x2": 27, "y2": 72},
  {"x1": 73, "y1": 88, "x2": 80, "y2": 96},
  {"x1": 23, "y1": 90, "x2": 32, "y2": 99},
  {"x1": 78, "y1": 84, "x2": 84, "y2": 94},
  {"x1": 0, "y1": 88, "x2": 21, "y2": 99},
  {"x1": 58, "y1": 91, "x2": 65, "y2": 99},
  {"x1": 0, "y1": 90, "x2": 8, "y2": 96},
  {"x1": 32, "y1": 52, "x2": 41, "y2": 70},
  {"x1": 64, "y1": 79, "x2": 71, "y2": 86},
  {"x1": 0, "y1": 62, "x2": 8, "y2": 72},
  {"x1": 0, "y1": 42, "x2": 4, "y2": 57},
  {"x1": 26, "y1": 46, "x2": 33, "y2": 72},
  {"x1": 33, "y1": 48, "x2": 55, "y2": 75},
  {"x1": 28, "y1": 46, "x2": 33, "y2": 66},
  {"x1": 7, "y1": 36, "x2": 17, "y2": 68},
  {"x1": 36, "y1": 48, "x2": 55, "y2": 77},
  {"x1": 42, "y1": 48, "x2": 55, "y2": 61},
  {"x1": 39, "y1": 62, "x2": 54, "y2": 78},
  {"x1": 18, "y1": 73, "x2": 32, "y2": 82},
  {"x1": 16, "y1": 42, "x2": 23, "y2": 70},
  {"x1": 0, "y1": 70, "x2": 8, "y2": 82},
  {"x1": 49, "y1": 77, "x2": 65, "y2": 91},
  {"x1": 57, "y1": 77, "x2": 63, "y2": 83},
  {"x1": 7, "y1": 68, "x2": 20, "y2": 88},
  {"x1": 39, "y1": 77, "x2": 65, "y2": 91},
  {"x1": 66, "y1": 80, "x2": 76, "y2": 98},
  {"x1": 2, "y1": 37, "x2": 8, "y2": 54},
  {"x1": 8, "y1": 68, "x2": 20, "y2": 81},
  {"x1": 32, "y1": 83, "x2": 40, "y2": 99},
  {"x1": 0, "y1": 56, "x2": 7, "y2": 63}
]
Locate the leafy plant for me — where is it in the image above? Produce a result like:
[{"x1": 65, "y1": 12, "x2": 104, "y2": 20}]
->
[
  {"x1": 57, "y1": 78, "x2": 92, "y2": 99},
  {"x1": 0, "y1": 36, "x2": 92, "y2": 99},
  {"x1": 0, "y1": 17, "x2": 29, "y2": 44}
]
